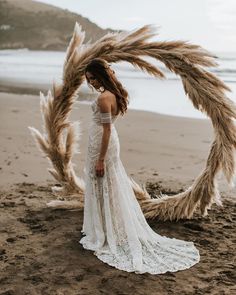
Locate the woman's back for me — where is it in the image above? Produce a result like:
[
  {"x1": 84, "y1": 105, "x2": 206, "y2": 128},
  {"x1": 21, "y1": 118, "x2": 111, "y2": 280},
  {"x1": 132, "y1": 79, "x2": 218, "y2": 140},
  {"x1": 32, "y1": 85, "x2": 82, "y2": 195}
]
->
[{"x1": 97, "y1": 90, "x2": 119, "y2": 117}]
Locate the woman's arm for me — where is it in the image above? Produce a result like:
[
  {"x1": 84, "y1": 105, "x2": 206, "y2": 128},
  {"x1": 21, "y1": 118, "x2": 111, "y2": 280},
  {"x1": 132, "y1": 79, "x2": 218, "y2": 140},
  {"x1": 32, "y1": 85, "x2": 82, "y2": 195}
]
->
[
  {"x1": 98, "y1": 123, "x2": 111, "y2": 162},
  {"x1": 96, "y1": 94, "x2": 112, "y2": 177}
]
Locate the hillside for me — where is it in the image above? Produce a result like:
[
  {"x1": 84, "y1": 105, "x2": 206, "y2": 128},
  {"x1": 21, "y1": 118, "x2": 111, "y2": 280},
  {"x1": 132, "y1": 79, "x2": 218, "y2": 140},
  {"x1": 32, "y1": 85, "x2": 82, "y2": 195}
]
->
[{"x1": 0, "y1": 0, "x2": 115, "y2": 50}]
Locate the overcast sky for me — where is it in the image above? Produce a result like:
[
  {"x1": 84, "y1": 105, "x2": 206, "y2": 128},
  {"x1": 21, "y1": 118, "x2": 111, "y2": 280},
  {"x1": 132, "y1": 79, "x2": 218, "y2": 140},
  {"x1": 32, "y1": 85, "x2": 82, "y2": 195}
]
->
[{"x1": 35, "y1": 0, "x2": 236, "y2": 53}]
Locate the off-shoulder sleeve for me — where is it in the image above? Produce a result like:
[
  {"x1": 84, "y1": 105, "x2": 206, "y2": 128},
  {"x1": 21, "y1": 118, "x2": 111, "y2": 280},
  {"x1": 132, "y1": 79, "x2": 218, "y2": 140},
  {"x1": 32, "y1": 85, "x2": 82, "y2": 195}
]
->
[{"x1": 100, "y1": 112, "x2": 112, "y2": 124}]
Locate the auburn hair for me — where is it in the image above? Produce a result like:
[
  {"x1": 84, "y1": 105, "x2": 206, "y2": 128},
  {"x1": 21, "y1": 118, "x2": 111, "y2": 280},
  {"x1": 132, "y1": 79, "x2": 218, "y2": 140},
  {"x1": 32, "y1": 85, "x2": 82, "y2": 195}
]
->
[{"x1": 85, "y1": 58, "x2": 129, "y2": 115}]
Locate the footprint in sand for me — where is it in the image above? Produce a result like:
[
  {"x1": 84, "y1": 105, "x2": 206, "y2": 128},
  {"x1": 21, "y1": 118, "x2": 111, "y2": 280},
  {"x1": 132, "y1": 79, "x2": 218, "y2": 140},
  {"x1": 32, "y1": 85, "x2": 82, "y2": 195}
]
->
[
  {"x1": 23, "y1": 275, "x2": 44, "y2": 285},
  {"x1": 31, "y1": 261, "x2": 45, "y2": 270},
  {"x1": 6, "y1": 237, "x2": 17, "y2": 243},
  {"x1": 11, "y1": 109, "x2": 19, "y2": 113},
  {"x1": 52, "y1": 275, "x2": 70, "y2": 285},
  {"x1": 18, "y1": 216, "x2": 47, "y2": 233},
  {"x1": 21, "y1": 173, "x2": 28, "y2": 177},
  {"x1": 138, "y1": 171, "x2": 144, "y2": 174},
  {"x1": 84, "y1": 266, "x2": 102, "y2": 275},
  {"x1": 1, "y1": 201, "x2": 15, "y2": 208},
  {"x1": 0, "y1": 289, "x2": 15, "y2": 295},
  {"x1": 73, "y1": 273, "x2": 85, "y2": 282},
  {"x1": 15, "y1": 255, "x2": 25, "y2": 260},
  {"x1": 0, "y1": 249, "x2": 7, "y2": 263},
  {"x1": 183, "y1": 222, "x2": 205, "y2": 232},
  {"x1": 219, "y1": 270, "x2": 236, "y2": 279},
  {"x1": 223, "y1": 225, "x2": 234, "y2": 229},
  {"x1": 216, "y1": 270, "x2": 236, "y2": 286},
  {"x1": 199, "y1": 239, "x2": 211, "y2": 246}
]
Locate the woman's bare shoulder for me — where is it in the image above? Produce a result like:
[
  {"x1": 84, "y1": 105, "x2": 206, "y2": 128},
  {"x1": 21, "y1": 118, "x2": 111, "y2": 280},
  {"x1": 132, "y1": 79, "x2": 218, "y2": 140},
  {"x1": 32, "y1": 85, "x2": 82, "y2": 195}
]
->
[{"x1": 97, "y1": 91, "x2": 115, "y2": 105}]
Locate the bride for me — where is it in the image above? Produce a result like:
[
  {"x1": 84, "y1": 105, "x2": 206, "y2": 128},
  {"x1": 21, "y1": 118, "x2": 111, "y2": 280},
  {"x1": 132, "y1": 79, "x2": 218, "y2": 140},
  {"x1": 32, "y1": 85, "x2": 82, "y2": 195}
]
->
[{"x1": 79, "y1": 58, "x2": 200, "y2": 274}]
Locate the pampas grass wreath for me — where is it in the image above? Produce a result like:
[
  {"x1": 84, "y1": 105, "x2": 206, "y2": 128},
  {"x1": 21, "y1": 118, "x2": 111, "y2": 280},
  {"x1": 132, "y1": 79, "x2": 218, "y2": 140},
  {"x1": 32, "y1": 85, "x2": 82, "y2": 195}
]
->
[{"x1": 29, "y1": 23, "x2": 236, "y2": 221}]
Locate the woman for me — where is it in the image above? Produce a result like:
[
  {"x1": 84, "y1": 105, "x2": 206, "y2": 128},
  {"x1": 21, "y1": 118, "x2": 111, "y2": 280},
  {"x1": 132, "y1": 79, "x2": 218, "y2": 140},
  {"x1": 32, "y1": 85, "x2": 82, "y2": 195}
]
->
[{"x1": 79, "y1": 58, "x2": 200, "y2": 274}]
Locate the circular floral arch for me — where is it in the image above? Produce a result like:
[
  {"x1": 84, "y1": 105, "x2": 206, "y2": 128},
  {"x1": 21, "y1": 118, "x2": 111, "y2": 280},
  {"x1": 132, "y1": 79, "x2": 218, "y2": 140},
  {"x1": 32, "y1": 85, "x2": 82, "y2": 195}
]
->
[{"x1": 29, "y1": 23, "x2": 236, "y2": 221}]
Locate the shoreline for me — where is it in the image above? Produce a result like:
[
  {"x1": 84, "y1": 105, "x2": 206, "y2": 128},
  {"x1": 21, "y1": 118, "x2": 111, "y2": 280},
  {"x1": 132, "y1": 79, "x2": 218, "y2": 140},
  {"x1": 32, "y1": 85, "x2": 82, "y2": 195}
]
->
[
  {"x1": 0, "y1": 80, "x2": 211, "y2": 121},
  {"x1": 1, "y1": 91, "x2": 232, "y2": 193},
  {"x1": 0, "y1": 79, "x2": 98, "y2": 101}
]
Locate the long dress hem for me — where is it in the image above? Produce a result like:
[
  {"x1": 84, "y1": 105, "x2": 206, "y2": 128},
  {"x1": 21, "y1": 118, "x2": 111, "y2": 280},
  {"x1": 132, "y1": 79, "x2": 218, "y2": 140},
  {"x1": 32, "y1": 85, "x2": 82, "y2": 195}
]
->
[{"x1": 79, "y1": 99, "x2": 200, "y2": 275}]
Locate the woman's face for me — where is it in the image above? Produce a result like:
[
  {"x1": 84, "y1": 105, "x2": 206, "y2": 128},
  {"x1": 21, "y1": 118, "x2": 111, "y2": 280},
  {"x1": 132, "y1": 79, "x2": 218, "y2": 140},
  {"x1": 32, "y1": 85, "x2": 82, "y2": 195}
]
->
[{"x1": 86, "y1": 71, "x2": 101, "y2": 90}]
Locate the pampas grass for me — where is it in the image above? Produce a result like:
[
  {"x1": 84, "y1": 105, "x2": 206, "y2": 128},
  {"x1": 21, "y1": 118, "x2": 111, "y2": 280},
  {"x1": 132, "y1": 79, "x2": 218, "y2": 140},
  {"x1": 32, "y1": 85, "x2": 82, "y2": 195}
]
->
[{"x1": 29, "y1": 23, "x2": 236, "y2": 220}]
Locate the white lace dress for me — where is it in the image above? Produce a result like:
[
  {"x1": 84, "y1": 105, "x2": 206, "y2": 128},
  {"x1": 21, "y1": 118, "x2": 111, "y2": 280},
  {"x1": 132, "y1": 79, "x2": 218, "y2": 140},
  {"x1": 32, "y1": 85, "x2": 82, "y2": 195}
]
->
[{"x1": 79, "y1": 99, "x2": 200, "y2": 274}]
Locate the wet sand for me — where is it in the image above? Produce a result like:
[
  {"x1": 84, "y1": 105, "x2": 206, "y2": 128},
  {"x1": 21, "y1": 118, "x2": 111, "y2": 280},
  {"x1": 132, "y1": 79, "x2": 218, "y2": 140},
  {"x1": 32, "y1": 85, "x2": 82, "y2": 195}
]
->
[{"x1": 0, "y1": 92, "x2": 235, "y2": 294}]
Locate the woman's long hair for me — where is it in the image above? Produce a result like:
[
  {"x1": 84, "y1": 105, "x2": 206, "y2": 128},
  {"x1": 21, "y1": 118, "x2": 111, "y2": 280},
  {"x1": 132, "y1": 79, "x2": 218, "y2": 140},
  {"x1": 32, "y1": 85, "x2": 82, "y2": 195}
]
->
[{"x1": 85, "y1": 58, "x2": 129, "y2": 115}]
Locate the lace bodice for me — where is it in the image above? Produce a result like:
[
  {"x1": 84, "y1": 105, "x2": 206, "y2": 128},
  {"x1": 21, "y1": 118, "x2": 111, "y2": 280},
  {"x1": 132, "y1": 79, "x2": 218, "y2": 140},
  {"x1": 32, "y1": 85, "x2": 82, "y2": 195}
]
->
[{"x1": 91, "y1": 100, "x2": 118, "y2": 125}]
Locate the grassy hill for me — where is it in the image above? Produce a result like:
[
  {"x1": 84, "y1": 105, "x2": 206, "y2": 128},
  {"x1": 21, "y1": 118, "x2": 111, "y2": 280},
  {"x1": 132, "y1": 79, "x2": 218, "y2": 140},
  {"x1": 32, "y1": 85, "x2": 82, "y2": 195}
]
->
[{"x1": 0, "y1": 0, "x2": 115, "y2": 50}]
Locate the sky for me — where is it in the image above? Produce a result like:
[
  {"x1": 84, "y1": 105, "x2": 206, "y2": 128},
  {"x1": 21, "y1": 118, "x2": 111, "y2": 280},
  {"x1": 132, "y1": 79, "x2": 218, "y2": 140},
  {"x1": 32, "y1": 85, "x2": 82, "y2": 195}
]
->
[{"x1": 34, "y1": 0, "x2": 236, "y2": 53}]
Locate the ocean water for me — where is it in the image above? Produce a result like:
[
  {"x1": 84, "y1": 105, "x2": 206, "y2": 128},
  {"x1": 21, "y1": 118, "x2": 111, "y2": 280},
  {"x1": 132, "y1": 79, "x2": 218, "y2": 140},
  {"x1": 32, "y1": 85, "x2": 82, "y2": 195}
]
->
[{"x1": 0, "y1": 49, "x2": 235, "y2": 119}]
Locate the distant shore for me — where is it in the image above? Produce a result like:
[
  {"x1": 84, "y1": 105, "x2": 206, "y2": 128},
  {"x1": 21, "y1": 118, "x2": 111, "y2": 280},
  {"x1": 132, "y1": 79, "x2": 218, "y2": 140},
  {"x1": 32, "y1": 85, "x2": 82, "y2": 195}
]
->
[{"x1": 0, "y1": 79, "x2": 97, "y2": 101}]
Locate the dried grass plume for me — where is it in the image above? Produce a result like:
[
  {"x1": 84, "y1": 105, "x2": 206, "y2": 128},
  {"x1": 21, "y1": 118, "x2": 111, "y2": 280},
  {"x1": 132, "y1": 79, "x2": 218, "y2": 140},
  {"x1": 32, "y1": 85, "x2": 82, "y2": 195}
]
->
[{"x1": 29, "y1": 23, "x2": 236, "y2": 220}]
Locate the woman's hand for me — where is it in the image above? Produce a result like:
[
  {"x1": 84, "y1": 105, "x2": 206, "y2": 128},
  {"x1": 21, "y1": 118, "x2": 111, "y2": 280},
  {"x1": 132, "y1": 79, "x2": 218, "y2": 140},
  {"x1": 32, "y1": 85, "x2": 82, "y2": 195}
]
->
[{"x1": 95, "y1": 159, "x2": 105, "y2": 177}]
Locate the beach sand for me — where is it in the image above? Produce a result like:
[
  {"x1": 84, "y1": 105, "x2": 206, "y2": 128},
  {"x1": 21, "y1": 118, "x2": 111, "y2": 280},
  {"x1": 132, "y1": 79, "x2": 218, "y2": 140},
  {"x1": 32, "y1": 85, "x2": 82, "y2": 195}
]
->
[{"x1": 0, "y1": 92, "x2": 235, "y2": 294}]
